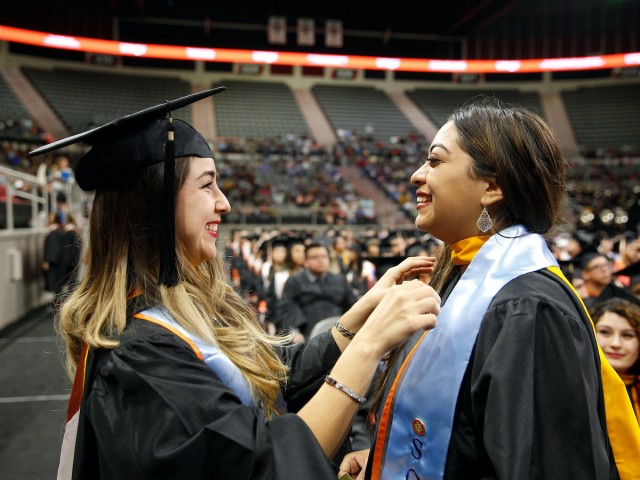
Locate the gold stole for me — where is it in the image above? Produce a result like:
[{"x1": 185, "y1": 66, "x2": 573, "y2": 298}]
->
[{"x1": 547, "y1": 266, "x2": 640, "y2": 479}]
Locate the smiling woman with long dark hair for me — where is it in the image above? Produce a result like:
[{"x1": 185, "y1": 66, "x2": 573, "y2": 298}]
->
[{"x1": 339, "y1": 97, "x2": 640, "y2": 480}]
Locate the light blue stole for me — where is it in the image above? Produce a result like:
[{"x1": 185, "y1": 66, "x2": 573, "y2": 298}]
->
[
  {"x1": 141, "y1": 307, "x2": 257, "y2": 407},
  {"x1": 379, "y1": 225, "x2": 557, "y2": 479}
]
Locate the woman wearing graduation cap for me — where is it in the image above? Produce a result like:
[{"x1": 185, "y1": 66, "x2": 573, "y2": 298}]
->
[
  {"x1": 339, "y1": 96, "x2": 640, "y2": 480},
  {"x1": 29, "y1": 88, "x2": 441, "y2": 480}
]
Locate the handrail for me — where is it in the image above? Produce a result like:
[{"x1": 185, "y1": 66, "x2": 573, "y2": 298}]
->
[{"x1": 0, "y1": 164, "x2": 48, "y2": 231}]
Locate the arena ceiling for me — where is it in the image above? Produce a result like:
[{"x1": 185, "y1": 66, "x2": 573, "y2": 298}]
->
[
  {"x1": 4, "y1": 0, "x2": 637, "y2": 38},
  {"x1": 2, "y1": 0, "x2": 637, "y2": 58}
]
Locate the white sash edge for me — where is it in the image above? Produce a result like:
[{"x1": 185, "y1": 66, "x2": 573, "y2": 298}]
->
[{"x1": 57, "y1": 411, "x2": 78, "y2": 480}]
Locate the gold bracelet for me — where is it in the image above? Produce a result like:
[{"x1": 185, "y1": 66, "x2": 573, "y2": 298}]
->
[
  {"x1": 334, "y1": 319, "x2": 355, "y2": 340},
  {"x1": 325, "y1": 375, "x2": 367, "y2": 404}
]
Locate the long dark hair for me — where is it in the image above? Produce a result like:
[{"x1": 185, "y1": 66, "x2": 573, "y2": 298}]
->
[
  {"x1": 372, "y1": 96, "x2": 568, "y2": 415},
  {"x1": 430, "y1": 96, "x2": 567, "y2": 292}
]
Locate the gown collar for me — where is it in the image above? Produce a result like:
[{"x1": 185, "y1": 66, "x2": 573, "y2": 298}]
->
[{"x1": 450, "y1": 235, "x2": 491, "y2": 266}]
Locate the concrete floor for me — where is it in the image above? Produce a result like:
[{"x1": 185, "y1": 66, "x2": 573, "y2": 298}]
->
[{"x1": 0, "y1": 305, "x2": 68, "y2": 480}]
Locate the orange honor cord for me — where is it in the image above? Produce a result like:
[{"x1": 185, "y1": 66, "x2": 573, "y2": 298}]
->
[
  {"x1": 371, "y1": 331, "x2": 429, "y2": 479},
  {"x1": 126, "y1": 288, "x2": 142, "y2": 300},
  {"x1": 133, "y1": 313, "x2": 204, "y2": 361},
  {"x1": 66, "y1": 342, "x2": 89, "y2": 422},
  {"x1": 65, "y1": 288, "x2": 141, "y2": 423},
  {"x1": 547, "y1": 266, "x2": 640, "y2": 479}
]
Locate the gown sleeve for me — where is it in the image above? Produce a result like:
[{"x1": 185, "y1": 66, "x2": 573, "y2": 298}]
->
[
  {"x1": 278, "y1": 330, "x2": 341, "y2": 412},
  {"x1": 75, "y1": 322, "x2": 340, "y2": 480},
  {"x1": 276, "y1": 275, "x2": 307, "y2": 332},
  {"x1": 445, "y1": 281, "x2": 613, "y2": 479}
]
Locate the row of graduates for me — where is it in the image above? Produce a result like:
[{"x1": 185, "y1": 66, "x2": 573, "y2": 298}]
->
[
  {"x1": 223, "y1": 229, "x2": 438, "y2": 338},
  {"x1": 42, "y1": 210, "x2": 82, "y2": 297},
  {"x1": 225, "y1": 232, "x2": 361, "y2": 338}
]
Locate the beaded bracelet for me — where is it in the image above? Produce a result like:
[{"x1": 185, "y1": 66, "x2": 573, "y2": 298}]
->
[
  {"x1": 334, "y1": 319, "x2": 356, "y2": 340},
  {"x1": 325, "y1": 375, "x2": 367, "y2": 405}
]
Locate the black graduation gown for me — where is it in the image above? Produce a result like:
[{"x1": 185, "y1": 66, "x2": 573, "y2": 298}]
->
[
  {"x1": 584, "y1": 282, "x2": 640, "y2": 309},
  {"x1": 43, "y1": 227, "x2": 64, "y2": 292},
  {"x1": 59, "y1": 228, "x2": 81, "y2": 287},
  {"x1": 72, "y1": 315, "x2": 344, "y2": 480},
  {"x1": 367, "y1": 269, "x2": 618, "y2": 480},
  {"x1": 277, "y1": 271, "x2": 357, "y2": 338}
]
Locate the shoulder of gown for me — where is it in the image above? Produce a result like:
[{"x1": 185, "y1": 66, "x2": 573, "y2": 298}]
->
[{"x1": 73, "y1": 316, "x2": 338, "y2": 480}]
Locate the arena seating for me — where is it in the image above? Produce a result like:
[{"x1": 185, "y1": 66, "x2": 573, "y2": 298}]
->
[
  {"x1": 21, "y1": 67, "x2": 192, "y2": 133},
  {"x1": 0, "y1": 75, "x2": 31, "y2": 122},
  {"x1": 405, "y1": 88, "x2": 545, "y2": 127},
  {"x1": 561, "y1": 83, "x2": 640, "y2": 153},
  {"x1": 214, "y1": 80, "x2": 310, "y2": 139},
  {"x1": 2, "y1": 65, "x2": 639, "y2": 235},
  {"x1": 311, "y1": 84, "x2": 416, "y2": 143}
]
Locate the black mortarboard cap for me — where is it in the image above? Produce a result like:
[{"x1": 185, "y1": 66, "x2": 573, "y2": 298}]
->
[
  {"x1": 29, "y1": 86, "x2": 226, "y2": 287},
  {"x1": 615, "y1": 260, "x2": 640, "y2": 278},
  {"x1": 362, "y1": 255, "x2": 406, "y2": 279},
  {"x1": 286, "y1": 235, "x2": 306, "y2": 247},
  {"x1": 29, "y1": 87, "x2": 226, "y2": 189},
  {"x1": 257, "y1": 235, "x2": 289, "y2": 257},
  {"x1": 405, "y1": 242, "x2": 431, "y2": 257},
  {"x1": 576, "y1": 251, "x2": 605, "y2": 271},
  {"x1": 270, "y1": 236, "x2": 291, "y2": 249},
  {"x1": 592, "y1": 282, "x2": 640, "y2": 307}
]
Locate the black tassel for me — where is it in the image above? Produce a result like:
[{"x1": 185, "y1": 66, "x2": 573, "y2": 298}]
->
[{"x1": 159, "y1": 116, "x2": 178, "y2": 286}]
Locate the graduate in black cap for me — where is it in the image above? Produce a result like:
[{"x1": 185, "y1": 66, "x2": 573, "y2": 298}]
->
[
  {"x1": 262, "y1": 235, "x2": 307, "y2": 330},
  {"x1": 577, "y1": 251, "x2": 640, "y2": 309},
  {"x1": 31, "y1": 88, "x2": 440, "y2": 480}
]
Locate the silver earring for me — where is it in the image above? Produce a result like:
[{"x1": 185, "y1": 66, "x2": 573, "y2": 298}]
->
[{"x1": 476, "y1": 204, "x2": 492, "y2": 233}]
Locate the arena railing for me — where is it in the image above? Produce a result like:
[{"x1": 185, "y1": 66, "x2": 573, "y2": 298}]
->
[{"x1": 0, "y1": 164, "x2": 49, "y2": 230}]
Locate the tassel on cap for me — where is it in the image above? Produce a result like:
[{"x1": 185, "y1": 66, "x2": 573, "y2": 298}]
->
[
  {"x1": 159, "y1": 114, "x2": 179, "y2": 286},
  {"x1": 26, "y1": 87, "x2": 228, "y2": 287}
]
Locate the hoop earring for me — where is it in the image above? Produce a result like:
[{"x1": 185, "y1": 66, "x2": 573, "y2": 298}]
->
[{"x1": 476, "y1": 204, "x2": 493, "y2": 233}]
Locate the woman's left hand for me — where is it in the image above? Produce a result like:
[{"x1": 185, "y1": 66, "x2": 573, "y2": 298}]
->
[
  {"x1": 358, "y1": 255, "x2": 436, "y2": 316},
  {"x1": 334, "y1": 256, "x2": 436, "y2": 343},
  {"x1": 339, "y1": 449, "x2": 370, "y2": 480}
]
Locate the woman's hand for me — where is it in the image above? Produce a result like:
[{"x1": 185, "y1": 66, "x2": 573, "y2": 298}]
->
[
  {"x1": 353, "y1": 278, "x2": 440, "y2": 358},
  {"x1": 336, "y1": 256, "x2": 436, "y2": 339},
  {"x1": 300, "y1": 261, "x2": 439, "y2": 458},
  {"x1": 365, "y1": 255, "x2": 436, "y2": 306},
  {"x1": 339, "y1": 449, "x2": 370, "y2": 480}
]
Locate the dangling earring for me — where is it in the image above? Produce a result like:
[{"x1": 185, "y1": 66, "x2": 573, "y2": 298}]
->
[{"x1": 476, "y1": 204, "x2": 493, "y2": 233}]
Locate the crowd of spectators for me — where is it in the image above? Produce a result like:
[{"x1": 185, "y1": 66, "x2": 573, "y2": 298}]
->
[
  {"x1": 224, "y1": 224, "x2": 640, "y2": 332},
  {"x1": 0, "y1": 117, "x2": 52, "y2": 144},
  {"x1": 0, "y1": 120, "x2": 81, "y2": 229},
  {"x1": 2, "y1": 119, "x2": 639, "y2": 357},
  {"x1": 212, "y1": 130, "x2": 640, "y2": 238},
  {"x1": 1, "y1": 118, "x2": 639, "y2": 238}
]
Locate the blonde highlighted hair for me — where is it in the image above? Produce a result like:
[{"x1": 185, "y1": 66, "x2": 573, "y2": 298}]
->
[{"x1": 58, "y1": 158, "x2": 290, "y2": 418}]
